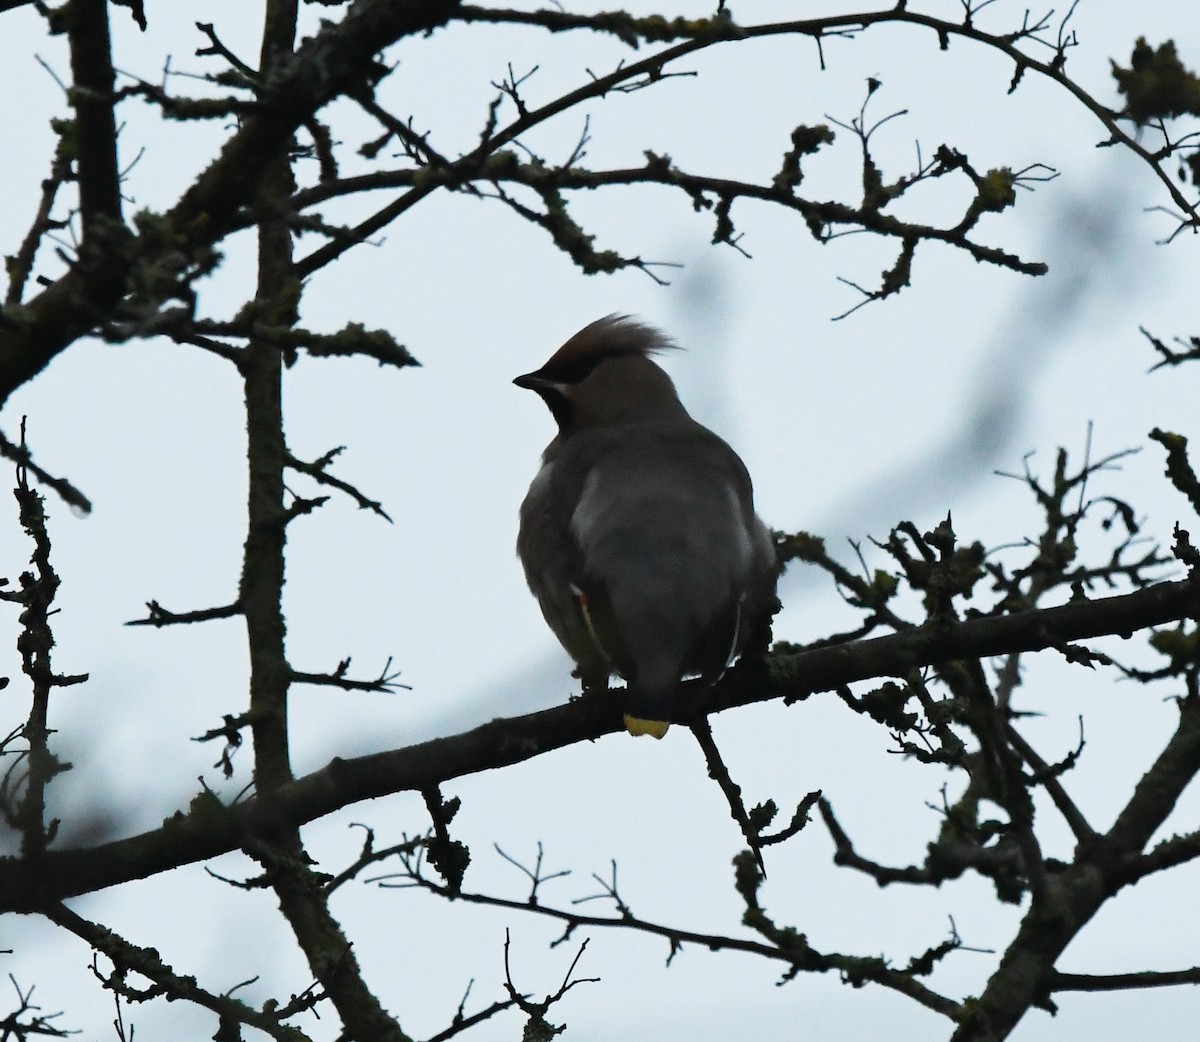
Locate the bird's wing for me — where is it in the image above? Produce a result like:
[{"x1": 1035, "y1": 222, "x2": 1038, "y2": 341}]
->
[{"x1": 517, "y1": 453, "x2": 617, "y2": 680}]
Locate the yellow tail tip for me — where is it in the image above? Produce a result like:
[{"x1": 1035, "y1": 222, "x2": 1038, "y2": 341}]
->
[{"x1": 624, "y1": 715, "x2": 669, "y2": 739}]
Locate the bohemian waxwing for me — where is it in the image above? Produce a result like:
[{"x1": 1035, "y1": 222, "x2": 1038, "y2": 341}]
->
[{"x1": 515, "y1": 314, "x2": 777, "y2": 738}]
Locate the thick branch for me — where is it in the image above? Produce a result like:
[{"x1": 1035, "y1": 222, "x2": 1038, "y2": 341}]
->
[
  {"x1": 67, "y1": 0, "x2": 123, "y2": 235},
  {"x1": 1050, "y1": 966, "x2": 1200, "y2": 991},
  {"x1": 952, "y1": 695, "x2": 1200, "y2": 1041},
  {"x1": 1, "y1": 576, "x2": 1196, "y2": 909},
  {"x1": 231, "y1": 11, "x2": 414, "y2": 1042},
  {"x1": 1107, "y1": 694, "x2": 1200, "y2": 859}
]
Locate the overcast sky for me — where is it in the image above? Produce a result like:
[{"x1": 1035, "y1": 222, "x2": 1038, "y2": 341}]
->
[{"x1": 2, "y1": 2, "x2": 1199, "y2": 1040}]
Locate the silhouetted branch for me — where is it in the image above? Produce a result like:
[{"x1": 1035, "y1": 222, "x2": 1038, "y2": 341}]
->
[
  {"x1": 125, "y1": 599, "x2": 242, "y2": 627},
  {"x1": 290, "y1": 657, "x2": 411, "y2": 693},
  {"x1": 689, "y1": 716, "x2": 765, "y2": 871},
  {"x1": 0, "y1": 975, "x2": 73, "y2": 1039},
  {"x1": 0, "y1": 428, "x2": 91, "y2": 515},
  {"x1": 376, "y1": 843, "x2": 961, "y2": 1017},
  {"x1": 493, "y1": 842, "x2": 572, "y2": 904},
  {"x1": 0, "y1": 0, "x2": 459, "y2": 408},
  {"x1": 1, "y1": 438, "x2": 87, "y2": 859},
  {"x1": 5, "y1": 121, "x2": 73, "y2": 307},
  {"x1": 421, "y1": 979, "x2": 517, "y2": 1042},
  {"x1": 1004, "y1": 721, "x2": 1096, "y2": 843},
  {"x1": 45, "y1": 902, "x2": 322, "y2": 1040},
  {"x1": 2, "y1": 572, "x2": 1199, "y2": 909},
  {"x1": 1049, "y1": 966, "x2": 1200, "y2": 992},
  {"x1": 757, "y1": 791, "x2": 822, "y2": 847},
  {"x1": 455, "y1": 4, "x2": 1199, "y2": 231},
  {"x1": 67, "y1": 0, "x2": 124, "y2": 235},
  {"x1": 1123, "y1": 828, "x2": 1200, "y2": 883},
  {"x1": 286, "y1": 448, "x2": 392, "y2": 521},
  {"x1": 502, "y1": 931, "x2": 598, "y2": 1039},
  {"x1": 1143, "y1": 326, "x2": 1200, "y2": 370},
  {"x1": 1150, "y1": 428, "x2": 1200, "y2": 518}
]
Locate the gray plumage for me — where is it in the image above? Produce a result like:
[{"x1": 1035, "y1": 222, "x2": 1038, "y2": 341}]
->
[{"x1": 515, "y1": 315, "x2": 776, "y2": 737}]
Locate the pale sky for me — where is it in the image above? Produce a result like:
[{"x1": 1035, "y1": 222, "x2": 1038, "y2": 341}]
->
[{"x1": 2, "y1": 2, "x2": 1199, "y2": 1040}]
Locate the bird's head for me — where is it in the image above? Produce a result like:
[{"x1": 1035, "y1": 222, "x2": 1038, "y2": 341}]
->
[{"x1": 514, "y1": 314, "x2": 685, "y2": 431}]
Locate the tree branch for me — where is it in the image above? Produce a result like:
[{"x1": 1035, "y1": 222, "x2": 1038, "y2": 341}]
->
[
  {"x1": 45, "y1": 902, "x2": 320, "y2": 1041},
  {"x1": 1049, "y1": 966, "x2": 1200, "y2": 991},
  {"x1": 0, "y1": 0, "x2": 460, "y2": 408},
  {"x1": 124, "y1": 599, "x2": 242, "y2": 627},
  {"x1": 66, "y1": 0, "x2": 124, "y2": 235},
  {"x1": 379, "y1": 844, "x2": 960, "y2": 1019},
  {"x1": 2, "y1": 575, "x2": 1196, "y2": 909},
  {"x1": 0, "y1": 428, "x2": 91, "y2": 515},
  {"x1": 455, "y1": 5, "x2": 1199, "y2": 230}
]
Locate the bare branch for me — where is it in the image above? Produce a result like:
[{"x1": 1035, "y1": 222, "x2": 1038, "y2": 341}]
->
[
  {"x1": 1004, "y1": 721, "x2": 1096, "y2": 843},
  {"x1": 502, "y1": 931, "x2": 598, "y2": 1038},
  {"x1": 689, "y1": 716, "x2": 765, "y2": 871},
  {"x1": 286, "y1": 448, "x2": 392, "y2": 521},
  {"x1": 421, "y1": 980, "x2": 517, "y2": 1042},
  {"x1": 290, "y1": 657, "x2": 411, "y2": 693},
  {"x1": 0, "y1": 0, "x2": 459, "y2": 408},
  {"x1": 5, "y1": 121, "x2": 74, "y2": 306},
  {"x1": 124, "y1": 599, "x2": 242, "y2": 627},
  {"x1": 1050, "y1": 966, "x2": 1200, "y2": 992},
  {"x1": 44, "y1": 902, "x2": 321, "y2": 1041},
  {"x1": 0, "y1": 427, "x2": 91, "y2": 515},
  {"x1": 67, "y1": 0, "x2": 125, "y2": 235},
  {"x1": 0, "y1": 975, "x2": 73, "y2": 1039}
]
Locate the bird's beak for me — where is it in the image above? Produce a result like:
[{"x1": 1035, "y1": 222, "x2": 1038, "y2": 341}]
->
[{"x1": 513, "y1": 372, "x2": 555, "y2": 392}]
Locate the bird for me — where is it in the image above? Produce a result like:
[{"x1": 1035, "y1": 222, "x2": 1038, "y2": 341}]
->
[{"x1": 515, "y1": 314, "x2": 777, "y2": 738}]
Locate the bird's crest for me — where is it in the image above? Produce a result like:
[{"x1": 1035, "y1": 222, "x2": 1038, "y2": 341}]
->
[{"x1": 538, "y1": 314, "x2": 677, "y2": 382}]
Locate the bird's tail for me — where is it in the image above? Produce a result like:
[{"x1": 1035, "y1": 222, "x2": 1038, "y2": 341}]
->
[
  {"x1": 624, "y1": 714, "x2": 669, "y2": 739},
  {"x1": 623, "y1": 685, "x2": 673, "y2": 739}
]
